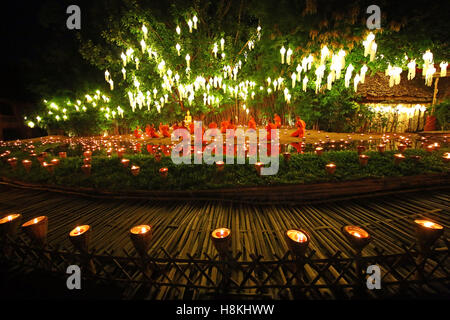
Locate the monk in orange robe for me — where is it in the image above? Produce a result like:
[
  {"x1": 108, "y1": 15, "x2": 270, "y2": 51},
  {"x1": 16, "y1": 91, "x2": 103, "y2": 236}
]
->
[
  {"x1": 274, "y1": 114, "x2": 282, "y2": 128},
  {"x1": 248, "y1": 117, "x2": 256, "y2": 130},
  {"x1": 266, "y1": 121, "x2": 277, "y2": 140},
  {"x1": 227, "y1": 120, "x2": 237, "y2": 131},
  {"x1": 290, "y1": 116, "x2": 306, "y2": 138},
  {"x1": 189, "y1": 122, "x2": 195, "y2": 134},
  {"x1": 159, "y1": 123, "x2": 171, "y2": 138},
  {"x1": 149, "y1": 124, "x2": 160, "y2": 138},
  {"x1": 220, "y1": 120, "x2": 229, "y2": 133},
  {"x1": 134, "y1": 126, "x2": 142, "y2": 139},
  {"x1": 209, "y1": 122, "x2": 218, "y2": 129}
]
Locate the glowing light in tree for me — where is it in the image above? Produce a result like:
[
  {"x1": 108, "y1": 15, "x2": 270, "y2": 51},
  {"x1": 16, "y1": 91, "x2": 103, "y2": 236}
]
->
[
  {"x1": 142, "y1": 24, "x2": 148, "y2": 39},
  {"x1": 192, "y1": 15, "x2": 198, "y2": 29},
  {"x1": 175, "y1": 43, "x2": 181, "y2": 56},
  {"x1": 280, "y1": 46, "x2": 286, "y2": 64},
  {"x1": 407, "y1": 60, "x2": 416, "y2": 80},
  {"x1": 188, "y1": 19, "x2": 193, "y2": 33},
  {"x1": 320, "y1": 45, "x2": 329, "y2": 64},
  {"x1": 176, "y1": 25, "x2": 181, "y2": 35},
  {"x1": 345, "y1": 64, "x2": 354, "y2": 88},
  {"x1": 286, "y1": 48, "x2": 293, "y2": 65},
  {"x1": 440, "y1": 62, "x2": 448, "y2": 77},
  {"x1": 303, "y1": 75, "x2": 308, "y2": 92},
  {"x1": 360, "y1": 65, "x2": 368, "y2": 83},
  {"x1": 220, "y1": 38, "x2": 225, "y2": 51}
]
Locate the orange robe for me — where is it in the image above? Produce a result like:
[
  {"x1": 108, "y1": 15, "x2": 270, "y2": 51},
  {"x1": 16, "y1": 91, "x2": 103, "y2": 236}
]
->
[
  {"x1": 248, "y1": 118, "x2": 256, "y2": 130},
  {"x1": 220, "y1": 121, "x2": 229, "y2": 133},
  {"x1": 159, "y1": 124, "x2": 170, "y2": 138},
  {"x1": 266, "y1": 122, "x2": 277, "y2": 140},
  {"x1": 290, "y1": 119, "x2": 306, "y2": 138},
  {"x1": 134, "y1": 127, "x2": 142, "y2": 139},
  {"x1": 209, "y1": 122, "x2": 218, "y2": 129},
  {"x1": 274, "y1": 115, "x2": 281, "y2": 128}
]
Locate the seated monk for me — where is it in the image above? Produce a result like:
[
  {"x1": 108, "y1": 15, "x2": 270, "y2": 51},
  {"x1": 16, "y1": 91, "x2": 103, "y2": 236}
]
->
[
  {"x1": 220, "y1": 120, "x2": 229, "y2": 134},
  {"x1": 274, "y1": 114, "x2": 282, "y2": 128},
  {"x1": 248, "y1": 117, "x2": 256, "y2": 130},
  {"x1": 189, "y1": 122, "x2": 195, "y2": 134},
  {"x1": 209, "y1": 122, "x2": 218, "y2": 129},
  {"x1": 134, "y1": 126, "x2": 142, "y2": 139},
  {"x1": 290, "y1": 116, "x2": 306, "y2": 138},
  {"x1": 149, "y1": 124, "x2": 160, "y2": 138},
  {"x1": 172, "y1": 122, "x2": 179, "y2": 131},
  {"x1": 266, "y1": 122, "x2": 277, "y2": 140},
  {"x1": 227, "y1": 120, "x2": 237, "y2": 131},
  {"x1": 159, "y1": 123, "x2": 171, "y2": 138}
]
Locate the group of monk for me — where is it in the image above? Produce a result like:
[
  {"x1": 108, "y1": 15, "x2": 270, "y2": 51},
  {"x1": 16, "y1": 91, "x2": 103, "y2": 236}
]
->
[{"x1": 133, "y1": 114, "x2": 306, "y2": 139}]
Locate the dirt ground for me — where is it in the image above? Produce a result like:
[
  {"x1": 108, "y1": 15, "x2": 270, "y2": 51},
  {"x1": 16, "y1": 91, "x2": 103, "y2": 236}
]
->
[{"x1": 18, "y1": 129, "x2": 421, "y2": 145}]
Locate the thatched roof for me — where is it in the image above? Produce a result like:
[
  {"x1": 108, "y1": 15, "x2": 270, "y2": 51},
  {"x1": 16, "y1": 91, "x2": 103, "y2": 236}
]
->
[{"x1": 357, "y1": 72, "x2": 449, "y2": 104}]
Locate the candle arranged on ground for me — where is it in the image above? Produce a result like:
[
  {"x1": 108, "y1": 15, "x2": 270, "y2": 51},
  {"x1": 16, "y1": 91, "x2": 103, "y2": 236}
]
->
[
  {"x1": 22, "y1": 159, "x2": 32, "y2": 172},
  {"x1": 325, "y1": 163, "x2": 336, "y2": 174},
  {"x1": 22, "y1": 216, "x2": 46, "y2": 227},
  {"x1": 343, "y1": 225, "x2": 369, "y2": 238},
  {"x1": 443, "y1": 152, "x2": 450, "y2": 163},
  {"x1": 433, "y1": 143, "x2": 440, "y2": 151},
  {"x1": 159, "y1": 167, "x2": 168, "y2": 178},
  {"x1": 315, "y1": 147, "x2": 323, "y2": 156},
  {"x1": 59, "y1": 152, "x2": 67, "y2": 158},
  {"x1": 377, "y1": 144, "x2": 386, "y2": 153},
  {"x1": 81, "y1": 164, "x2": 91, "y2": 176},
  {"x1": 286, "y1": 229, "x2": 308, "y2": 243},
  {"x1": 211, "y1": 227, "x2": 231, "y2": 239},
  {"x1": 131, "y1": 165, "x2": 140, "y2": 176},
  {"x1": 69, "y1": 225, "x2": 90, "y2": 237},
  {"x1": 121, "y1": 158, "x2": 130, "y2": 167},
  {"x1": 83, "y1": 150, "x2": 92, "y2": 158},
  {"x1": 426, "y1": 144, "x2": 434, "y2": 153},
  {"x1": 83, "y1": 158, "x2": 91, "y2": 165},
  {"x1": 51, "y1": 158, "x2": 60, "y2": 167},
  {"x1": 7, "y1": 157, "x2": 18, "y2": 169},
  {"x1": 0, "y1": 213, "x2": 21, "y2": 224},
  {"x1": 398, "y1": 143, "x2": 407, "y2": 153},
  {"x1": 414, "y1": 219, "x2": 443, "y2": 230},
  {"x1": 394, "y1": 153, "x2": 406, "y2": 165},
  {"x1": 42, "y1": 162, "x2": 54, "y2": 174},
  {"x1": 117, "y1": 148, "x2": 125, "y2": 159},
  {"x1": 283, "y1": 152, "x2": 291, "y2": 161},
  {"x1": 359, "y1": 154, "x2": 369, "y2": 166},
  {"x1": 255, "y1": 162, "x2": 264, "y2": 175},
  {"x1": 215, "y1": 160, "x2": 225, "y2": 171},
  {"x1": 130, "y1": 224, "x2": 151, "y2": 234},
  {"x1": 21, "y1": 216, "x2": 48, "y2": 246}
]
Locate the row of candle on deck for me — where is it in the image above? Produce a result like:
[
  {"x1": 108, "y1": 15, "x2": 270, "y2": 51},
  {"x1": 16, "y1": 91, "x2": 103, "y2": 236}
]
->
[{"x1": 0, "y1": 213, "x2": 444, "y2": 257}]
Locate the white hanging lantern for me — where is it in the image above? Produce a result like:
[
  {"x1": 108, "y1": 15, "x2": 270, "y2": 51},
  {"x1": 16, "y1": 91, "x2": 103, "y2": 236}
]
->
[
  {"x1": 286, "y1": 48, "x2": 293, "y2": 65},
  {"x1": 440, "y1": 62, "x2": 448, "y2": 77},
  {"x1": 280, "y1": 46, "x2": 286, "y2": 64},
  {"x1": 407, "y1": 60, "x2": 416, "y2": 80}
]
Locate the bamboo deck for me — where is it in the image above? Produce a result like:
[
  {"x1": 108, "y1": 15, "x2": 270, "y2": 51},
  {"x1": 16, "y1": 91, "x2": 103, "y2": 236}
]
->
[{"x1": 0, "y1": 185, "x2": 448, "y2": 261}]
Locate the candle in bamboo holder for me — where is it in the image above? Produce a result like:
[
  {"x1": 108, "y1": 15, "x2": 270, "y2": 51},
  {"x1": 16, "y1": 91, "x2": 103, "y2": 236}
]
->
[
  {"x1": 22, "y1": 159, "x2": 32, "y2": 172},
  {"x1": 255, "y1": 162, "x2": 264, "y2": 175},
  {"x1": 81, "y1": 164, "x2": 91, "y2": 176},
  {"x1": 121, "y1": 158, "x2": 130, "y2": 168},
  {"x1": 129, "y1": 225, "x2": 152, "y2": 256},
  {"x1": 377, "y1": 144, "x2": 385, "y2": 153},
  {"x1": 359, "y1": 154, "x2": 369, "y2": 167},
  {"x1": 154, "y1": 153, "x2": 162, "y2": 162},
  {"x1": 83, "y1": 157, "x2": 91, "y2": 165},
  {"x1": 215, "y1": 160, "x2": 225, "y2": 172},
  {"x1": 284, "y1": 229, "x2": 310, "y2": 258},
  {"x1": 22, "y1": 216, "x2": 48, "y2": 246},
  {"x1": 0, "y1": 213, "x2": 22, "y2": 238},
  {"x1": 117, "y1": 148, "x2": 126, "y2": 159},
  {"x1": 425, "y1": 144, "x2": 434, "y2": 153},
  {"x1": 410, "y1": 155, "x2": 422, "y2": 162},
  {"x1": 51, "y1": 158, "x2": 60, "y2": 167},
  {"x1": 397, "y1": 143, "x2": 407, "y2": 153},
  {"x1": 159, "y1": 167, "x2": 168, "y2": 178},
  {"x1": 59, "y1": 152, "x2": 67, "y2": 158},
  {"x1": 325, "y1": 163, "x2": 336, "y2": 174},
  {"x1": 442, "y1": 153, "x2": 450, "y2": 163},
  {"x1": 131, "y1": 165, "x2": 140, "y2": 176},
  {"x1": 394, "y1": 153, "x2": 406, "y2": 165},
  {"x1": 106, "y1": 148, "x2": 113, "y2": 157},
  {"x1": 83, "y1": 150, "x2": 92, "y2": 158},
  {"x1": 42, "y1": 162, "x2": 54, "y2": 174},
  {"x1": 315, "y1": 147, "x2": 323, "y2": 156},
  {"x1": 433, "y1": 143, "x2": 440, "y2": 151},
  {"x1": 414, "y1": 219, "x2": 444, "y2": 251},
  {"x1": 211, "y1": 227, "x2": 231, "y2": 256},
  {"x1": 7, "y1": 157, "x2": 17, "y2": 169},
  {"x1": 69, "y1": 225, "x2": 91, "y2": 252},
  {"x1": 283, "y1": 152, "x2": 291, "y2": 162},
  {"x1": 342, "y1": 225, "x2": 371, "y2": 251}
]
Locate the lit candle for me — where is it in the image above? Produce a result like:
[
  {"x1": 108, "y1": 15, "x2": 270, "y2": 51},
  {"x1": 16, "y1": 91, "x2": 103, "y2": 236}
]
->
[
  {"x1": 51, "y1": 158, "x2": 60, "y2": 167},
  {"x1": 22, "y1": 159, "x2": 32, "y2": 172},
  {"x1": 359, "y1": 154, "x2": 369, "y2": 166},
  {"x1": 398, "y1": 143, "x2": 407, "y2": 153},
  {"x1": 130, "y1": 225, "x2": 151, "y2": 234},
  {"x1": 315, "y1": 147, "x2": 323, "y2": 156},
  {"x1": 159, "y1": 167, "x2": 168, "y2": 178},
  {"x1": 131, "y1": 165, "x2": 140, "y2": 176},
  {"x1": 255, "y1": 162, "x2": 264, "y2": 175},
  {"x1": 325, "y1": 163, "x2": 336, "y2": 174},
  {"x1": 121, "y1": 158, "x2": 130, "y2": 167},
  {"x1": 343, "y1": 226, "x2": 369, "y2": 239},
  {"x1": 7, "y1": 157, "x2": 17, "y2": 169},
  {"x1": 286, "y1": 229, "x2": 308, "y2": 243},
  {"x1": 377, "y1": 144, "x2": 385, "y2": 153},
  {"x1": 0, "y1": 214, "x2": 21, "y2": 224},
  {"x1": 280, "y1": 46, "x2": 286, "y2": 64},
  {"x1": 414, "y1": 219, "x2": 443, "y2": 230},
  {"x1": 59, "y1": 152, "x2": 67, "y2": 158},
  {"x1": 215, "y1": 160, "x2": 225, "y2": 172},
  {"x1": 70, "y1": 225, "x2": 89, "y2": 237},
  {"x1": 83, "y1": 158, "x2": 91, "y2": 165},
  {"x1": 211, "y1": 227, "x2": 230, "y2": 239},
  {"x1": 81, "y1": 164, "x2": 91, "y2": 176},
  {"x1": 442, "y1": 152, "x2": 450, "y2": 163},
  {"x1": 394, "y1": 153, "x2": 405, "y2": 165}
]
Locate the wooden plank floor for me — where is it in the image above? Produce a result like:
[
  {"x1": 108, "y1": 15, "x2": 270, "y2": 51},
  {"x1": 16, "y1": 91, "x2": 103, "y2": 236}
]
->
[{"x1": 0, "y1": 185, "x2": 448, "y2": 261}]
